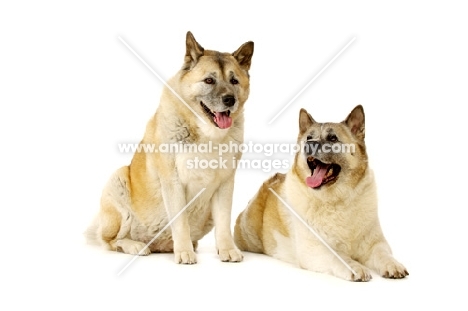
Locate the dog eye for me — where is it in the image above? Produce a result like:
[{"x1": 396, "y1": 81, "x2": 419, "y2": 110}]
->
[
  {"x1": 204, "y1": 78, "x2": 215, "y2": 84},
  {"x1": 328, "y1": 134, "x2": 338, "y2": 142},
  {"x1": 306, "y1": 135, "x2": 313, "y2": 141},
  {"x1": 230, "y1": 78, "x2": 239, "y2": 85}
]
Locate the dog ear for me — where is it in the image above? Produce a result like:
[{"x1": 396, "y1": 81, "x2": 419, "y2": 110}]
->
[
  {"x1": 232, "y1": 41, "x2": 254, "y2": 71},
  {"x1": 299, "y1": 108, "x2": 316, "y2": 134},
  {"x1": 184, "y1": 31, "x2": 204, "y2": 70},
  {"x1": 343, "y1": 105, "x2": 365, "y2": 140}
]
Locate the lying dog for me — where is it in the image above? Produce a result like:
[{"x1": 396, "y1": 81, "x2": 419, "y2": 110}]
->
[
  {"x1": 234, "y1": 106, "x2": 408, "y2": 281},
  {"x1": 87, "y1": 32, "x2": 254, "y2": 264}
]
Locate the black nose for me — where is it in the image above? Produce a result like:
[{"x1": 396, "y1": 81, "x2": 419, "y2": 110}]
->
[
  {"x1": 304, "y1": 141, "x2": 322, "y2": 156},
  {"x1": 222, "y1": 95, "x2": 236, "y2": 107}
]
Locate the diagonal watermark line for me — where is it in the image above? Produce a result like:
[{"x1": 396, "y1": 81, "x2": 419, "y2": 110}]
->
[
  {"x1": 117, "y1": 187, "x2": 206, "y2": 276},
  {"x1": 268, "y1": 37, "x2": 356, "y2": 124},
  {"x1": 268, "y1": 188, "x2": 357, "y2": 276},
  {"x1": 118, "y1": 36, "x2": 207, "y2": 125}
]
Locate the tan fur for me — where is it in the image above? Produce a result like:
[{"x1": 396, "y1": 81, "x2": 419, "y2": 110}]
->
[
  {"x1": 235, "y1": 106, "x2": 408, "y2": 281},
  {"x1": 87, "y1": 32, "x2": 254, "y2": 264}
]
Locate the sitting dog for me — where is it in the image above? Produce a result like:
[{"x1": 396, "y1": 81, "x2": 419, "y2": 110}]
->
[{"x1": 87, "y1": 32, "x2": 254, "y2": 264}]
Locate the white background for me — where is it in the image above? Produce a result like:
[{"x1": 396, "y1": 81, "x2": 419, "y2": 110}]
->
[{"x1": 1, "y1": 1, "x2": 467, "y2": 310}]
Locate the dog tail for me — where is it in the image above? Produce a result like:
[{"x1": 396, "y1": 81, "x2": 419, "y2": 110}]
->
[{"x1": 83, "y1": 214, "x2": 100, "y2": 245}]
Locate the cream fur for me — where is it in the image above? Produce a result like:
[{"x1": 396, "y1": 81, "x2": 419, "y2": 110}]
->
[
  {"x1": 87, "y1": 32, "x2": 254, "y2": 264},
  {"x1": 235, "y1": 106, "x2": 408, "y2": 281}
]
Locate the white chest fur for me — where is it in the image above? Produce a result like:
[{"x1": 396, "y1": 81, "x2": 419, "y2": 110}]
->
[{"x1": 176, "y1": 144, "x2": 238, "y2": 187}]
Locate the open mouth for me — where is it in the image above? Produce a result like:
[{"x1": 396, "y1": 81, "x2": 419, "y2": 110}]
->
[
  {"x1": 306, "y1": 157, "x2": 341, "y2": 189},
  {"x1": 200, "y1": 102, "x2": 232, "y2": 129}
]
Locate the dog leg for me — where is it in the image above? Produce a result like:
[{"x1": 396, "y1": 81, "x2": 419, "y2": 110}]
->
[
  {"x1": 98, "y1": 167, "x2": 152, "y2": 256},
  {"x1": 299, "y1": 245, "x2": 373, "y2": 281},
  {"x1": 113, "y1": 239, "x2": 151, "y2": 255},
  {"x1": 294, "y1": 225, "x2": 372, "y2": 281},
  {"x1": 363, "y1": 241, "x2": 409, "y2": 279},
  {"x1": 211, "y1": 177, "x2": 243, "y2": 262},
  {"x1": 160, "y1": 177, "x2": 196, "y2": 264}
]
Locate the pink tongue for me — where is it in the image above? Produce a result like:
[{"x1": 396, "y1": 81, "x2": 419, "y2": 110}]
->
[
  {"x1": 306, "y1": 165, "x2": 329, "y2": 188},
  {"x1": 214, "y1": 112, "x2": 232, "y2": 129}
]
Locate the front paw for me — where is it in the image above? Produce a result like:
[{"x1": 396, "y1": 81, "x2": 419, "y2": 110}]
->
[
  {"x1": 218, "y1": 248, "x2": 243, "y2": 262},
  {"x1": 349, "y1": 264, "x2": 373, "y2": 282},
  {"x1": 174, "y1": 250, "x2": 197, "y2": 264},
  {"x1": 380, "y1": 260, "x2": 409, "y2": 279}
]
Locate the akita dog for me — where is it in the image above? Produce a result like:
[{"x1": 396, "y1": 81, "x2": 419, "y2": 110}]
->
[
  {"x1": 87, "y1": 32, "x2": 254, "y2": 264},
  {"x1": 234, "y1": 106, "x2": 408, "y2": 281}
]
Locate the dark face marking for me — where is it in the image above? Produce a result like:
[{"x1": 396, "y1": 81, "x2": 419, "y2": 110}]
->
[
  {"x1": 215, "y1": 52, "x2": 225, "y2": 76},
  {"x1": 306, "y1": 130, "x2": 316, "y2": 141}
]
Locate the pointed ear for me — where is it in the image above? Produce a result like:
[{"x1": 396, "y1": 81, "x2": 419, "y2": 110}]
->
[
  {"x1": 232, "y1": 41, "x2": 254, "y2": 71},
  {"x1": 299, "y1": 108, "x2": 316, "y2": 134},
  {"x1": 184, "y1": 31, "x2": 204, "y2": 70},
  {"x1": 343, "y1": 105, "x2": 365, "y2": 140}
]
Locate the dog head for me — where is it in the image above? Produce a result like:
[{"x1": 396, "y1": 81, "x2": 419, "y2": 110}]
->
[
  {"x1": 178, "y1": 31, "x2": 254, "y2": 130},
  {"x1": 293, "y1": 105, "x2": 368, "y2": 190}
]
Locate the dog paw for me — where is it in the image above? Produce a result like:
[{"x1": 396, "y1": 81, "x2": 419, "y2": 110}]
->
[
  {"x1": 115, "y1": 239, "x2": 151, "y2": 256},
  {"x1": 218, "y1": 248, "x2": 243, "y2": 262},
  {"x1": 175, "y1": 250, "x2": 197, "y2": 264},
  {"x1": 349, "y1": 265, "x2": 373, "y2": 282},
  {"x1": 380, "y1": 261, "x2": 409, "y2": 279}
]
